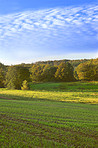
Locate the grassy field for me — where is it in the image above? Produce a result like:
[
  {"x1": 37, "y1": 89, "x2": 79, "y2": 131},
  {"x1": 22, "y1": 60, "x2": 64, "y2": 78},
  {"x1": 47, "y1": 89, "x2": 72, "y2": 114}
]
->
[
  {"x1": 0, "y1": 82, "x2": 98, "y2": 147},
  {"x1": 29, "y1": 81, "x2": 98, "y2": 92}
]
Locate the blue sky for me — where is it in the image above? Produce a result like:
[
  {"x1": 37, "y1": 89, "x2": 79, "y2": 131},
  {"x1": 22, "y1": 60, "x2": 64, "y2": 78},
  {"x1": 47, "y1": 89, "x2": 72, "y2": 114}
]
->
[{"x1": 0, "y1": 0, "x2": 98, "y2": 65}]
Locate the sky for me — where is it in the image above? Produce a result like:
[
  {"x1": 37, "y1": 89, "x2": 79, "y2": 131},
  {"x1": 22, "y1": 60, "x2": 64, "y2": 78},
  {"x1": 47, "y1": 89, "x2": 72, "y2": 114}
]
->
[{"x1": 0, "y1": 0, "x2": 98, "y2": 65}]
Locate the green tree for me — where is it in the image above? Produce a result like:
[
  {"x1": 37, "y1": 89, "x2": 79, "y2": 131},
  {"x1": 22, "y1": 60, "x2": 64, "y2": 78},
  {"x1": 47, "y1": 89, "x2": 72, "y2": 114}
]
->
[
  {"x1": 42, "y1": 64, "x2": 57, "y2": 82},
  {"x1": 75, "y1": 59, "x2": 98, "y2": 81},
  {"x1": 55, "y1": 62, "x2": 75, "y2": 82},
  {"x1": 0, "y1": 68, "x2": 5, "y2": 87},
  {"x1": 30, "y1": 64, "x2": 45, "y2": 82},
  {"x1": 5, "y1": 66, "x2": 30, "y2": 89},
  {"x1": 0, "y1": 63, "x2": 6, "y2": 88}
]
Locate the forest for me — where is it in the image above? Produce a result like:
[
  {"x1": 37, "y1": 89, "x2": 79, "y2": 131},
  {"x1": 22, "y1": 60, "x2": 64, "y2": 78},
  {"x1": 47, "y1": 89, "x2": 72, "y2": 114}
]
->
[{"x1": 0, "y1": 58, "x2": 98, "y2": 89}]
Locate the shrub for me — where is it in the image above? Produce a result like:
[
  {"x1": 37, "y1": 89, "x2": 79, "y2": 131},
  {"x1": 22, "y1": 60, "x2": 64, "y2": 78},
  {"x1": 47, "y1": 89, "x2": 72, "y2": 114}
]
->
[{"x1": 21, "y1": 80, "x2": 29, "y2": 90}]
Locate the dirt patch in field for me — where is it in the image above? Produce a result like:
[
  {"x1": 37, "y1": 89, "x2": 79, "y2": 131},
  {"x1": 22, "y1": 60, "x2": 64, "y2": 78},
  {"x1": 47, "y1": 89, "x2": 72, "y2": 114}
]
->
[{"x1": 0, "y1": 96, "x2": 14, "y2": 100}]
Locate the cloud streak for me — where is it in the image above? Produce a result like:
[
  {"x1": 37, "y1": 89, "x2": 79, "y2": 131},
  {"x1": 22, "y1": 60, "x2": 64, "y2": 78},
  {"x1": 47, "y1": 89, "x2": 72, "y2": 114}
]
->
[{"x1": 0, "y1": 5, "x2": 98, "y2": 38}]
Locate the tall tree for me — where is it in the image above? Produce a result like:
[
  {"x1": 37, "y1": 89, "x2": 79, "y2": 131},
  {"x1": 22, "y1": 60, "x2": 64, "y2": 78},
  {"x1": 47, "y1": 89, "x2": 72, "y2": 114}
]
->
[
  {"x1": 5, "y1": 66, "x2": 30, "y2": 89},
  {"x1": 0, "y1": 68, "x2": 5, "y2": 87},
  {"x1": 42, "y1": 64, "x2": 57, "y2": 82},
  {"x1": 55, "y1": 62, "x2": 75, "y2": 82},
  {"x1": 0, "y1": 63, "x2": 6, "y2": 88},
  {"x1": 30, "y1": 64, "x2": 45, "y2": 82},
  {"x1": 75, "y1": 59, "x2": 98, "y2": 81}
]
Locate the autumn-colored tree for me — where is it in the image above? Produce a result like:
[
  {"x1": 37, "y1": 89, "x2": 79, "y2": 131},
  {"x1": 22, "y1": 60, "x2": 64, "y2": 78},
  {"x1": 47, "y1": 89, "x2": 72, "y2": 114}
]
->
[
  {"x1": 42, "y1": 64, "x2": 57, "y2": 82},
  {"x1": 55, "y1": 62, "x2": 75, "y2": 82},
  {"x1": 5, "y1": 66, "x2": 30, "y2": 89},
  {"x1": 75, "y1": 58, "x2": 98, "y2": 81},
  {"x1": 30, "y1": 64, "x2": 45, "y2": 82},
  {"x1": 21, "y1": 80, "x2": 29, "y2": 90}
]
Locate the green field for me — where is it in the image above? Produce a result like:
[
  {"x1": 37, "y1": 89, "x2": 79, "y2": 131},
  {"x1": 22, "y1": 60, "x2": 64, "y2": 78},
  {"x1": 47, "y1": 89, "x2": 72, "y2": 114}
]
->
[{"x1": 0, "y1": 82, "x2": 98, "y2": 147}]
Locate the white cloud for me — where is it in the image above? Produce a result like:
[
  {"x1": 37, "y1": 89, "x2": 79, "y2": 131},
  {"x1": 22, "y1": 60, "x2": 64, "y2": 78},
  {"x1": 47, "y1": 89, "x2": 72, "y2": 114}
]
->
[
  {"x1": 0, "y1": 5, "x2": 97, "y2": 38},
  {"x1": 0, "y1": 4, "x2": 98, "y2": 65}
]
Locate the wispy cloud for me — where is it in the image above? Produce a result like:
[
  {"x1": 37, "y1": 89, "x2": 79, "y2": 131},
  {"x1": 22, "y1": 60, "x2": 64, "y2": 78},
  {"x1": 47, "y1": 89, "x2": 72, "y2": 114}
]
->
[
  {"x1": 0, "y1": 4, "x2": 98, "y2": 64},
  {"x1": 0, "y1": 5, "x2": 98, "y2": 38}
]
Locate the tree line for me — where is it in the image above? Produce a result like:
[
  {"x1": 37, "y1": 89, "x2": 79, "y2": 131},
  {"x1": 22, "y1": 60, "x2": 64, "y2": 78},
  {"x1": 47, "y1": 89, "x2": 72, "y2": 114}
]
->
[
  {"x1": 14, "y1": 59, "x2": 89, "y2": 69},
  {"x1": 0, "y1": 58, "x2": 97, "y2": 89}
]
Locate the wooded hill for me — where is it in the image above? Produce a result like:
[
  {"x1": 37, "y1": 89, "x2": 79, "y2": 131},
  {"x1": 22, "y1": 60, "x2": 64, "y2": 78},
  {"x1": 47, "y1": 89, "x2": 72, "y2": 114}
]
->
[
  {"x1": 0, "y1": 58, "x2": 97, "y2": 89},
  {"x1": 13, "y1": 59, "x2": 89, "y2": 69},
  {"x1": 35, "y1": 59, "x2": 89, "y2": 68}
]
